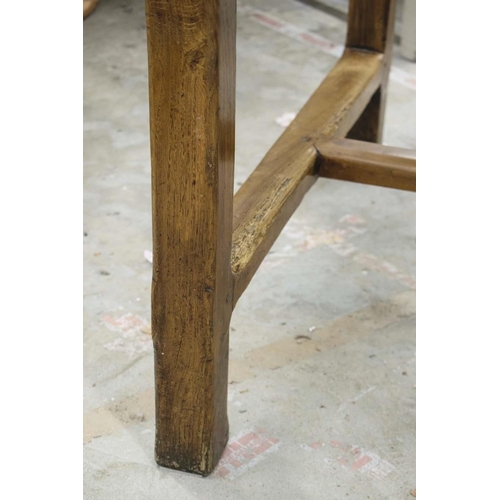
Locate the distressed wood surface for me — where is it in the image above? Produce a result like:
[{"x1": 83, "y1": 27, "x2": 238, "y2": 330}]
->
[
  {"x1": 346, "y1": 0, "x2": 396, "y2": 52},
  {"x1": 231, "y1": 49, "x2": 384, "y2": 305},
  {"x1": 145, "y1": 0, "x2": 405, "y2": 476},
  {"x1": 145, "y1": 0, "x2": 236, "y2": 475},
  {"x1": 346, "y1": 0, "x2": 397, "y2": 143},
  {"x1": 317, "y1": 138, "x2": 416, "y2": 191}
]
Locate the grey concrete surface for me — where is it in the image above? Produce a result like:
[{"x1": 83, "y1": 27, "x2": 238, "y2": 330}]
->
[{"x1": 83, "y1": 0, "x2": 416, "y2": 497}]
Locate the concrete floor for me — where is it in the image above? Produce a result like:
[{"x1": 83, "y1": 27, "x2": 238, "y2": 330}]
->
[{"x1": 83, "y1": 0, "x2": 416, "y2": 498}]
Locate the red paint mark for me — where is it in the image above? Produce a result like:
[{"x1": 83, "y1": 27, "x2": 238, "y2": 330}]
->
[
  {"x1": 340, "y1": 214, "x2": 366, "y2": 225},
  {"x1": 215, "y1": 429, "x2": 280, "y2": 480},
  {"x1": 253, "y1": 13, "x2": 284, "y2": 28},
  {"x1": 328, "y1": 440, "x2": 395, "y2": 478},
  {"x1": 355, "y1": 253, "x2": 416, "y2": 290},
  {"x1": 238, "y1": 432, "x2": 258, "y2": 446},
  {"x1": 217, "y1": 466, "x2": 230, "y2": 478},
  {"x1": 330, "y1": 440, "x2": 350, "y2": 451},
  {"x1": 302, "y1": 438, "x2": 395, "y2": 478},
  {"x1": 352, "y1": 454, "x2": 372, "y2": 470},
  {"x1": 398, "y1": 275, "x2": 417, "y2": 289},
  {"x1": 381, "y1": 262, "x2": 398, "y2": 274},
  {"x1": 252, "y1": 440, "x2": 272, "y2": 455},
  {"x1": 230, "y1": 458, "x2": 242, "y2": 468},
  {"x1": 102, "y1": 313, "x2": 152, "y2": 358},
  {"x1": 102, "y1": 315, "x2": 121, "y2": 327},
  {"x1": 299, "y1": 32, "x2": 335, "y2": 49},
  {"x1": 102, "y1": 313, "x2": 148, "y2": 332}
]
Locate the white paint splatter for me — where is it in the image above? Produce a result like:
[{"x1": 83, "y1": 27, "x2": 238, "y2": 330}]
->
[{"x1": 275, "y1": 112, "x2": 297, "y2": 128}]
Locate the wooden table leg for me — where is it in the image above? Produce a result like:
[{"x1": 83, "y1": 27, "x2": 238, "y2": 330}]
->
[
  {"x1": 145, "y1": 0, "x2": 236, "y2": 476},
  {"x1": 346, "y1": 0, "x2": 397, "y2": 143},
  {"x1": 144, "y1": 0, "x2": 404, "y2": 477}
]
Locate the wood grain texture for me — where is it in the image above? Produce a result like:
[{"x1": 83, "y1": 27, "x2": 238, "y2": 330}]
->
[
  {"x1": 144, "y1": 0, "x2": 403, "y2": 476},
  {"x1": 346, "y1": 0, "x2": 396, "y2": 53},
  {"x1": 346, "y1": 0, "x2": 397, "y2": 143},
  {"x1": 145, "y1": 0, "x2": 236, "y2": 475},
  {"x1": 317, "y1": 138, "x2": 416, "y2": 191},
  {"x1": 231, "y1": 49, "x2": 384, "y2": 305}
]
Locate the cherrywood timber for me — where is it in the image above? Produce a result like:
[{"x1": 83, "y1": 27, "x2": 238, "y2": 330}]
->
[
  {"x1": 145, "y1": 0, "x2": 236, "y2": 475},
  {"x1": 231, "y1": 49, "x2": 384, "y2": 305},
  {"x1": 316, "y1": 138, "x2": 416, "y2": 192},
  {"x1": 346, "y1": 0, "x2": 397, "y2": 143}
]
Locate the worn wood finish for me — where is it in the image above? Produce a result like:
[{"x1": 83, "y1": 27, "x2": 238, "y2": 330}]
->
[
  {"x1": 145, "y1": 0, "x2": 236, "y2": 475},
  {"x1": 317, "y1": 138, "x2": 416, "y2": 191},
  {"x1": 346, "y1": 0, "x2": 397, "y2": 143},
  {"x1": 146, "y1": 0, "x2": 407, "y2": 476},
  {"x1": 231, "y1": 49, "x2": 384, "y2": 305},
  {"x1": 346, "y1": 0, "x2": 396, "y2": 53}
]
